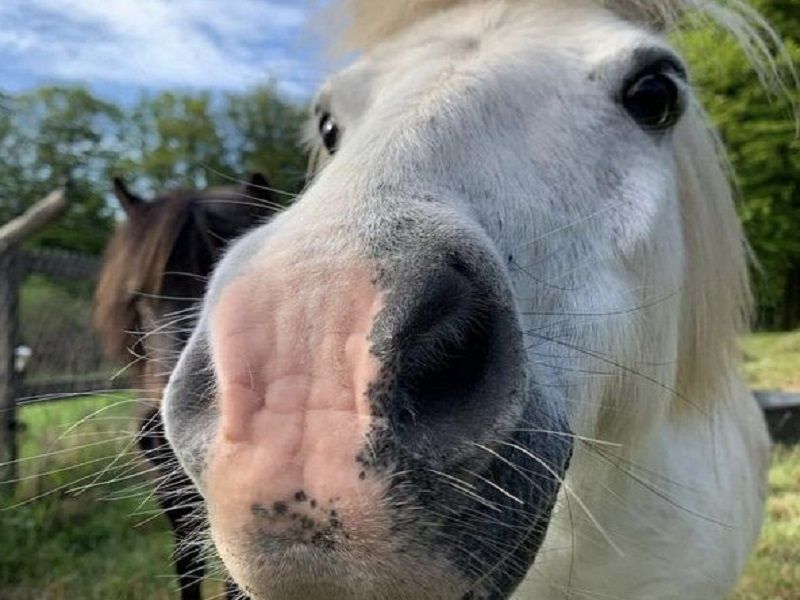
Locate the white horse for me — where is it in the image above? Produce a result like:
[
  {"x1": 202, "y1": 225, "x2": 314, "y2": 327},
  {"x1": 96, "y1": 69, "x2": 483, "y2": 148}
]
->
[{"x1": 163, "y1": 1, "x2": 776, "y2": 598}]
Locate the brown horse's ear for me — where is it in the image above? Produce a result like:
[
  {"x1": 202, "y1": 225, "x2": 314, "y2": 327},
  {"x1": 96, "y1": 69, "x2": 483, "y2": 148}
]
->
[
  {"x1": 198, "y1": 172, "x2": 277, "y2": 243},
  {"x1": 242, "y1": 172, "x2": 273, "y2": 201},
  {"x1": 112, "y1": 177, "x2": 145, "y2": 215}
]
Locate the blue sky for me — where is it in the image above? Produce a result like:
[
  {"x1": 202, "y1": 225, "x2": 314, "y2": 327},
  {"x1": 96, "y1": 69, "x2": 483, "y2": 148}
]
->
[{"x1": 0, "y1": 0, "x2": 334, "y2": 103}]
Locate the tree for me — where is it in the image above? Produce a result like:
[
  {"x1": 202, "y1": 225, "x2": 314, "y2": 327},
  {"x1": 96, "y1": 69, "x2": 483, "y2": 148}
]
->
[
  {"x1": 1, "y1": 84, "x2": 310, "y2": 255},
  {"x1": 679, "y1": 0, "x2": 800, "y2": 329},
  {"x1": 0, "y1": 87, "x2": 121, "y2": 254},
  {"x1": 118, "y1": 91, "x2": 230, "y2": 190},
  {"x1": 114, "y1": 86, "x2": 307, "y2": 204},
  {"x1": 223, "y1": 84, "x2": 308, "y2": 198}
]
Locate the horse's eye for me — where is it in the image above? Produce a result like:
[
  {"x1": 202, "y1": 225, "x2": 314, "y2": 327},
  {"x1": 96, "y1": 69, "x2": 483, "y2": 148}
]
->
[
  {"x1": 319, "y1": 112, "x2": 339, "y2": 154},
  {"x1": 622, "y1": 69, "x2": 683, "y2": 131}
]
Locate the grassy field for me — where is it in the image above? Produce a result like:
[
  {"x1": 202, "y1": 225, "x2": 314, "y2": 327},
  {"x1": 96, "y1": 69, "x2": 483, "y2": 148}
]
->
[
  {"x1": 742, "y1": 331, "x2": 800, "y2": 392},
  {"x1": 733, "y1": 445, "x2": 800, "y2": 600},
  {"x1": 0, "y1": 396, "x2": 226, "y2": 600},
  {"x1": 0, "y1": 332, "x2": 798, "y2": 599}
]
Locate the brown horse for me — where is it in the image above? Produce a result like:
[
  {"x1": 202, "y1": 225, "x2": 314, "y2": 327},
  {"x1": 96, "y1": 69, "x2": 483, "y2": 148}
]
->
[{"x1": 94, "y1": 173, "x2": 277, "y2": 599}]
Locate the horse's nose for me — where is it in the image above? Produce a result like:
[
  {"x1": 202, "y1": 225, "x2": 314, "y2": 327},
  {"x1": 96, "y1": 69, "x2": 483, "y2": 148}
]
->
[
  {"x1": 167, "y1": 243, "x2": 522, "y2": 556},
  {"x1": 205, "y1": 258, "x2": 384, "y2": 535},
  {"x1": 377, "y1": 258, "x2": 522, "y2": 452}
]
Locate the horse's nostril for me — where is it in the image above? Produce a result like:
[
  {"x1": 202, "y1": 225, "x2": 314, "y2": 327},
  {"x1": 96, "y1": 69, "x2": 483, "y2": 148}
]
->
[{"x1": 390, "y1": 262, "x2": 517, "y2": 448}]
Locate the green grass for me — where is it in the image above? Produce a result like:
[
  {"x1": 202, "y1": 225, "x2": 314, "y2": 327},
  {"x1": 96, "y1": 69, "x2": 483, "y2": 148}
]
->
[
  {"x1": 1, "y1": 330, "x2": 798, "y2": 599},
  {"x1": 732, "y1": 445, "x2": 800, "y2": 600},
  {"x1": 742, "y1": 331, "x2": 800, "y2": 391},
  {"x1": 0, "y1": 395, "x2": 225, "y2": 600}
]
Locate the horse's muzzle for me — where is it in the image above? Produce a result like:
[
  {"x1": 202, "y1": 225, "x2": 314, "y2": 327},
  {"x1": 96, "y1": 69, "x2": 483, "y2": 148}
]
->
[{"x1": 163, "y1": 216, "x2": 568, "y2": 599}]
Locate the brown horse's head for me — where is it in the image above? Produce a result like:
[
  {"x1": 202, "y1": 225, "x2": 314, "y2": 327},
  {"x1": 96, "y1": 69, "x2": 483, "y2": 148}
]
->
[{"x1": 93, "y1": 173, "x2": 277, "y2": 397}]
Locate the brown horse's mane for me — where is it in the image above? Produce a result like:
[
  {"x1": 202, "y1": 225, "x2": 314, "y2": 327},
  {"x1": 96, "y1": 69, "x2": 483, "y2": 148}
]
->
[
  {"x1": 94, "y1": 174, "x2": 275, "y2": 375},
  {"x1": 91, "y1": 175, "x2": 276, "y2": 599},
  {"x1": 94, "y1": 190, "x2": 200, "y2": 366}
]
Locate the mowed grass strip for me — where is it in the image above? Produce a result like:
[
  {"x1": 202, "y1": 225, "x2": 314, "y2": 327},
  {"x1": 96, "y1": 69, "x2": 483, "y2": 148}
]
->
[{"x1": 742, "y1": 331, "x2": 800, "y2": 392}]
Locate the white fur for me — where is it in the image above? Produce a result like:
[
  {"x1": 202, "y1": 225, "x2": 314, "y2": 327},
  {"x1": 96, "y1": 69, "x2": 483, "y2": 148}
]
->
[{"x1": 302, "y1": 1, "x2": 772, "y2": 597}]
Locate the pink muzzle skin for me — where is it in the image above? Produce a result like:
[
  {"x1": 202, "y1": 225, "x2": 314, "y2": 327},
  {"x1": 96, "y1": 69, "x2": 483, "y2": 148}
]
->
[{"x1": 206, "y1": 260, "x2": 391, "y2": 553}]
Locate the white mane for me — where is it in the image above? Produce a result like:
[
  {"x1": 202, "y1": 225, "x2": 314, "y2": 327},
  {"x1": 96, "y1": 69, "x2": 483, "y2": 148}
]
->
[{"x1": 343, "y1": 0, "x2": 780, "y2": 73}]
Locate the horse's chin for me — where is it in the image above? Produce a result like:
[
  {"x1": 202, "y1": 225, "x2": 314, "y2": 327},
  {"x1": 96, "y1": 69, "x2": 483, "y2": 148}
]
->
[
  {"x1": 218, "y1": 545, "x2": 357, "y2": 600},
  {"x1": 214, "y1": 533, "x2": 468, "y2": 600}
]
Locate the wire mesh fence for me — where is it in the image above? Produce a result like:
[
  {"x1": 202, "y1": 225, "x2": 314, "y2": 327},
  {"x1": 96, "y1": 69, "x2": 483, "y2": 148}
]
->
[
  {"x1": 16, "y1": 250, "x2": 116, "y2": 397},
  {"x1": 1, "y1": 247, "x2": 131, "y2": 487}
]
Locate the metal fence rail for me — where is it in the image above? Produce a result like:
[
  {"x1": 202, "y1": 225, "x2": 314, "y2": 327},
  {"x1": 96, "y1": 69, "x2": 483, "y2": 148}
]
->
[
  {"x1": 756, "y1": 390, "x2": 800, "y2": 444},
  {"x1": 18, "y1": 247, "x2": 102, "y2": 281}
]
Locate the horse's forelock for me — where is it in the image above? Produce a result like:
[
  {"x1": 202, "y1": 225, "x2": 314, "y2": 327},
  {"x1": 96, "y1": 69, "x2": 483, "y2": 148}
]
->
[
  {"x1": 672, "y1": 107, "x2": 752, "y2": 408},
  {"x1": 341, "y1": 0, "x2": 782, "y2": 81}
]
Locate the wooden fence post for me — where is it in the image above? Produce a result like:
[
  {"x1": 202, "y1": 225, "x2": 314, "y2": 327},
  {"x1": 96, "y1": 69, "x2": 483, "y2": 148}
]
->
[
  {"x1": 0, "y1": 248, "x2": 20, "y2": 493},
  {"x1": 0, "y1": 184, "x2": 67, "y2": 495}
]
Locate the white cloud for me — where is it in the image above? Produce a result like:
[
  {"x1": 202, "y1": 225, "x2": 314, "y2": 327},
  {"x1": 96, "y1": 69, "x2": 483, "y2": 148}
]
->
[{"x1": 0, "y1": 0, "x2": 324, "y2": 95}]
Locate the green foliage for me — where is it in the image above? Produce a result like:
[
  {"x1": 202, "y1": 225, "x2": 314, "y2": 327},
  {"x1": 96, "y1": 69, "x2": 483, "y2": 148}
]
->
[
  {"x1": 0, "y1": 83, "x2": 308, "y2": 256},
  {"x1": 678, "y1": 0, "x2": 800, "y2": 329},
  {"x1": 0, "y1": 87, "x2": 120, "y2": 254},
  {"x1": 222, "y1": 85, "x2": 309, "y2": 197},
  {"x1": 115, "y1": 85, "x2": 308, "y2": 200},
  {"x1": 118, "y1": 91, "x2": 229, "y2": 190}
]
